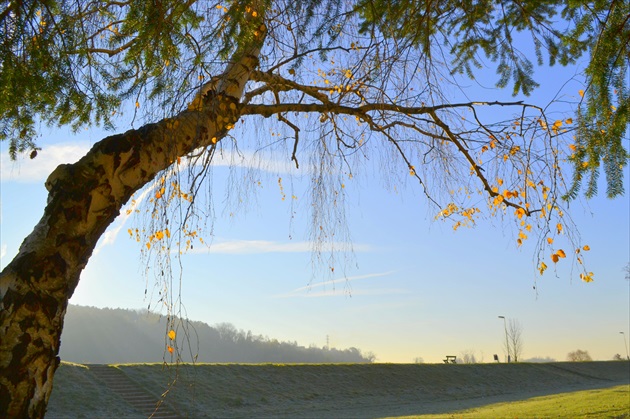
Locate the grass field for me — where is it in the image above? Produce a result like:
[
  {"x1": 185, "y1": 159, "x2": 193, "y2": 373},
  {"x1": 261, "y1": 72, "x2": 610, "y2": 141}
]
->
[
  {"x1": 47, "y1": 361, "x2": 630, "y2": 418},
  {"x1": 400, "y1": 385, "x2": 630, "y2": 418}
]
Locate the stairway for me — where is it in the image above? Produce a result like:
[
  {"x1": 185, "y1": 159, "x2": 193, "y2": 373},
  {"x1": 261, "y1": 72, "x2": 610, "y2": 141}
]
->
[{"x1": 88, "y1": 364, "x2": 182, "y2": 419}]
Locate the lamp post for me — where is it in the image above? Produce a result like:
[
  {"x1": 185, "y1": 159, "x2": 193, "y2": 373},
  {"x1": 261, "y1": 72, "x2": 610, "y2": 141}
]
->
[
  {"x1": 621, "y1": 332, "x2": 629, "y2": 360},
  {"x1": 498, "y1": 316, "x2": 509, "y2": 363}
]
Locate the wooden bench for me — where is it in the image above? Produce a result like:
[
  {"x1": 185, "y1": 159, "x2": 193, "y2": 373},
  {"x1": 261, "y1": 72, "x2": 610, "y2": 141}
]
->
[{"x1": 443, "y1": 355, "x2": 457, "y2": 364}]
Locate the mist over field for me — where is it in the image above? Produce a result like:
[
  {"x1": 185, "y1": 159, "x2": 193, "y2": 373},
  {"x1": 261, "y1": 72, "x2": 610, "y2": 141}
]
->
[{"x1": 59, "y1": 305, "x2": 374, "y2": 364}]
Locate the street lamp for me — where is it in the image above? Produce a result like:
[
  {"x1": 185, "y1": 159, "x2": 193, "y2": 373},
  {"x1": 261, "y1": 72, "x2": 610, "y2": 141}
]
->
[
  {"x1": 498, "y1": 316, "x2": 509, "y2": 363},
  {"x1": 621, "y1": 332, "x2": 629, "y2": 360}
]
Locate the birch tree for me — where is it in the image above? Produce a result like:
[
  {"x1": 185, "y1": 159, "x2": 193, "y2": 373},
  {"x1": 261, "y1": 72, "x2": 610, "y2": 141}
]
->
[
  {"x1": 1, "y1": 0, "x2": 628, "y2": 416},
  {"x1": 505, "y1": 318, "x2": 524, "y2": 363}
]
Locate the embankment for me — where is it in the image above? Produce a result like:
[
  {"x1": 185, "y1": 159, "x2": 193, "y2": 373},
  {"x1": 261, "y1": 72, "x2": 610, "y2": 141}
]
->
[{"x1": 47, "y1": 361, "x2": 630, "y2": 418}]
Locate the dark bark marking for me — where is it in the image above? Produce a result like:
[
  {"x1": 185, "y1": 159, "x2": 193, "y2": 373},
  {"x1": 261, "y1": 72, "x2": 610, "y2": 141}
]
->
[
  {"x1": 112, "y1": 152, "x2": 121, "y2": 173},
  {"x1": 55, "y1": 234, "x2": 68, "y2": 247},
  {"x1": 96, "y1": 133, "x2": 134, "y2": 155},
  {"x1": 9, "y1": 333, "x2": 31, "y2": 385},
  {"x1": 22, "y1": 291, "x2": 40, "y2": 313},
  {"x1": 2, "y1": 288, "x2": 18, "y2": 309},
  {"x1": 39, "y1": 294, "x2": 60, "y2": 321},
  {"x1": 0, "y1": 385, "x2": 10, "y2": 414},
  {"x1": 43, "y1": 253, "x2": 67, "y2": 281}
]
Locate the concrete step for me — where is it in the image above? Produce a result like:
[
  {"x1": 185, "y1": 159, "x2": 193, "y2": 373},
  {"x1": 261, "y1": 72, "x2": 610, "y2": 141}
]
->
[{"x1": 88, "y1": 365, "x2": 183, "y2": 419}]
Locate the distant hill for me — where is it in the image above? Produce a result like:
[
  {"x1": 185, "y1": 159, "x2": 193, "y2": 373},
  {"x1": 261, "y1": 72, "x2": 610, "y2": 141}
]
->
[{"x1": 59, "y1": 305, "x2": 374, "y2": 364}]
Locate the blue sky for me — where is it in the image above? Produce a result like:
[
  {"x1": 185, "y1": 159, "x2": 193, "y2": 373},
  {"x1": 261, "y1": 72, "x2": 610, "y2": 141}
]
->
[
  {"x1": 1, "y1": 53, "x2": 629, "y2": 364},
  {"x1": 1, "y1": 130, "x2": 628, "y2": 363}
]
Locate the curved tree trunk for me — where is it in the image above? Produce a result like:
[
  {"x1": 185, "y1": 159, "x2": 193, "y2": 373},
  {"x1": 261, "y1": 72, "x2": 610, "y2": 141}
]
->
[{"x1": 0, "y1": 29, "x2": 265, "y2": 416}]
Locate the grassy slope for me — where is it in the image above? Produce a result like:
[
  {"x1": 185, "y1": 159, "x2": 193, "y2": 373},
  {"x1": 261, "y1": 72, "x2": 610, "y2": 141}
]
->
[
  {"x1": 402, "y1": 385, "x2": 630, "y2": 419},
  {"x1": 47, "y1": 361, "x2": 630, "y2": 418},
  {"x1": 46, "y1": 362, "x2": 140, "y2": 418}
]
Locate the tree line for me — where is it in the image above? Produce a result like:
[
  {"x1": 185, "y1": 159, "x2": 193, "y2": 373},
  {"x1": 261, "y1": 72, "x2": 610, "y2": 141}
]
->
[{"x1": 60, "y1": 305, "x2": 375, "y2": 364}]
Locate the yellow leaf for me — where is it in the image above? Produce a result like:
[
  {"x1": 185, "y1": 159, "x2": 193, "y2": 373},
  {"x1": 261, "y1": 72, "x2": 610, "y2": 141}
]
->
[
  {"x1": 556, "y1": 223, "x2": 563, "y2": 234},
  {"x1": 580, "y1": 272, "x2": 594, "y2": 283},
  {"x1": 515, "y1": 208, "x2": 526, "y2": 219},
  {"x1": 146, "y1": 242, "x2": 151, "y2": 250},
  {"x1": 165, "y1": 228, "x2": 171, "y2": 238},
  {"x1": 556, "y1": 249, "x2": 566, "y2": 258},
  {"x1": 565, "y1": 118, "x2": 573, "y2": 124},
  {"x1": 547, "y1": 237, "x2": 553, "y2": 245},
  {"x1": 168, "y1": 330, "x2": 176, "y2": 340},
  {"x1": 539, "y1": 262, "x2": 548, "y2": 275},
  {"x1": 167, "y1": 345, "x2": 174, "y2": 354},
  {"x1": 409, "y1": 166, "x2": 416, "y2": 176},
  {"x1": 518, "y1": 230, "x2": 527, "y2": 240},
  {"x1": 155, "y1": 231, "x2": 164, "y2": 240},
  {"x1": 582, "y1": 245, "x2": 590, "y2": 251},
  {"x1": 551, "y1": 253, "x2": 559, "y2": 263},
  {"x1": 578, "y1": 89, "x2": 584, "y2": 97}
]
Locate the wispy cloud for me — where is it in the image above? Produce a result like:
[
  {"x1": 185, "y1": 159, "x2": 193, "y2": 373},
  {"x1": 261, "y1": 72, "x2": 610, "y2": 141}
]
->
[
  {"x1": 0, "y1": 142, "x2": 300, "y2": 184},
  {"x1": 276, "y1": 271, "x2": 399, "y2": 298},
  {"x1": 188, "y1": 240, "x2": 373, "y2": 255},
  {"x1": 1, "y1": 140, "x2": 316, "y2": 258},
  {"x1": 283, "y1": 287, "x2": 407, "y2": 298},
  {"x1": 92, "y1": 184, "x2": 156, "y2": 256},
  {"x1": 0, "y1": 143, "x2": 92, "y2": 183},
  {"x1": 206, "y1": 149, "x2": 301, "y2": 175}
]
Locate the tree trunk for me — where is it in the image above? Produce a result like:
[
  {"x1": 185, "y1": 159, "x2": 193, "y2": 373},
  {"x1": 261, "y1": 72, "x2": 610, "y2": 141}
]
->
[{"x1": 0, "y1": 28, "x2": 265, "y2": 416}]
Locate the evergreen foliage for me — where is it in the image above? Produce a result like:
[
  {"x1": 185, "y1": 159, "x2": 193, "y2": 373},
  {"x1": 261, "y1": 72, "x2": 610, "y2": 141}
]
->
[
  {"x1": 357, "y1": 0, "x2": 629, "y2": 198},
  {"x1": 2, "y1": 1, "x2": 627, "y2": 198}
]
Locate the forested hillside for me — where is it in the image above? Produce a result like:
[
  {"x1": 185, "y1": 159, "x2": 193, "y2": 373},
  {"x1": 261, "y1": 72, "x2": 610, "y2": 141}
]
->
[{"x1": 60, "y1": 305, "x2": 374, "y2": 364}]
